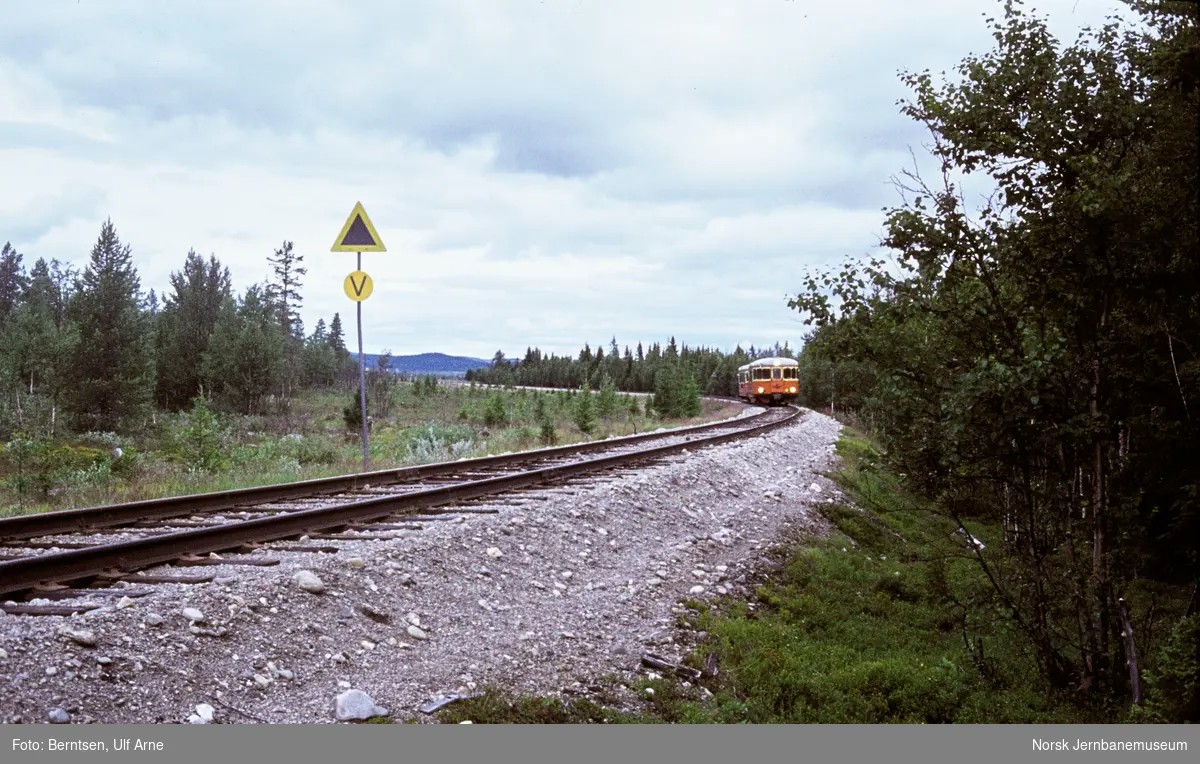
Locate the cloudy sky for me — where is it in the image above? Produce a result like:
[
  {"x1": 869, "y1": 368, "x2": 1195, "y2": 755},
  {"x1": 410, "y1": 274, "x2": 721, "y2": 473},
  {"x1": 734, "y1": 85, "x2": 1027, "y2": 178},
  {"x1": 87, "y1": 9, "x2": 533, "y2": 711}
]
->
[{"x1": 1, "y1": 0, "x2": 1126, "y2": 360}]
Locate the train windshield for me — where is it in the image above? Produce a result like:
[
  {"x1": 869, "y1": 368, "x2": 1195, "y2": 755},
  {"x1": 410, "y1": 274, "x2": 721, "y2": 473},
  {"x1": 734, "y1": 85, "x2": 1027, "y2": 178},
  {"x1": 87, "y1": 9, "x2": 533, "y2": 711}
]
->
[{"x1": 772, "y1": 369, "x2": 782, "y2": 379}]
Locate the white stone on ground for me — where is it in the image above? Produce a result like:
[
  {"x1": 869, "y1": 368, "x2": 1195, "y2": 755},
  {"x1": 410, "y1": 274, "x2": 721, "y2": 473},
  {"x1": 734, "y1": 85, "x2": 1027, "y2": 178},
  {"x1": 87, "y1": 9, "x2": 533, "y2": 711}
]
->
[
  {"x1": 293, "y1": 570, "x2": 326, "y2": 594},
  {"x1": 335, "y1": 689, "x2": 388, "y2": 721}
]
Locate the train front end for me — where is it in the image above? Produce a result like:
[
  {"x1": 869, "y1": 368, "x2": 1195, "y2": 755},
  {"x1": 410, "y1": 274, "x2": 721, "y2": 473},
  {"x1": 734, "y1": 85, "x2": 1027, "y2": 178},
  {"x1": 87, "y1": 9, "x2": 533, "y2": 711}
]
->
[{"x1": 737, "y1": 357, "x2": 800, "y2": 406}]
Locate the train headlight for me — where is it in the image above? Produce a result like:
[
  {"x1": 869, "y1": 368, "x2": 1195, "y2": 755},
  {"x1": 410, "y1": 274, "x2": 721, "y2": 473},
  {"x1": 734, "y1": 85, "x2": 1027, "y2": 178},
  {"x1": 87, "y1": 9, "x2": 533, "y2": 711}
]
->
[
  {"x1": 789, "y1": 386, "x2": 796, "y2": 393},
  {"x1": 757, "y1": 387, "x2": 764, "y2": 394}
]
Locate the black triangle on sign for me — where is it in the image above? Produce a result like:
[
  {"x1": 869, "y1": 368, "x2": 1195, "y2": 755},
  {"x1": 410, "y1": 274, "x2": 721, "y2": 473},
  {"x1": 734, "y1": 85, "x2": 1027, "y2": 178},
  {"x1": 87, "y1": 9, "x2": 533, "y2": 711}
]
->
[{"x1": 341, "y1": 215, "x2": 377, "y2": 247}]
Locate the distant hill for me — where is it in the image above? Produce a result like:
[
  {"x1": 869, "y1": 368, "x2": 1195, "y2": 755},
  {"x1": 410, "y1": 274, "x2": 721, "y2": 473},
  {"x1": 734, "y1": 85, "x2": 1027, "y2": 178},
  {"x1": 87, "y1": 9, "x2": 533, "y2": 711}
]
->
[{"x1": 360, "y1": 352, "x2": 491, "y2": 376}]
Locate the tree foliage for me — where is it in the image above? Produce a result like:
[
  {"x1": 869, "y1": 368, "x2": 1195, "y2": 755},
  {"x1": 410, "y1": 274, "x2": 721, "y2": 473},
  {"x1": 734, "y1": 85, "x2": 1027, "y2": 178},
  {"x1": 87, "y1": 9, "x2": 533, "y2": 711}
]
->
[
  {"x1": 572, "y1": 376, "x2": 597, "y2": 434},
  {"x1": 467, "y1": 338, "x2": 785, "y2": 399},
  {"x1": 155, "y1": 250, "x2": 232, "y2": 409},
  {"x1": 789, "y1": 0, "x2": 1199, "y2": 707},
  {"x1": 202, "y1": 286, "x2": 284, "y2": 415},
  {"x1": 68, "y1": 220, "x2": 156, "y2": 432}
]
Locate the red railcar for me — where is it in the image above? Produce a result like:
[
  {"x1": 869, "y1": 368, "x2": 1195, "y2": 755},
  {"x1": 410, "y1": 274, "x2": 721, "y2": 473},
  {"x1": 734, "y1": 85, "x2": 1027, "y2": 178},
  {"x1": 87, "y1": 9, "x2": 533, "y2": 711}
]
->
[{"x1": 737, "y1": 357, "x2": 799, "y2": 405}]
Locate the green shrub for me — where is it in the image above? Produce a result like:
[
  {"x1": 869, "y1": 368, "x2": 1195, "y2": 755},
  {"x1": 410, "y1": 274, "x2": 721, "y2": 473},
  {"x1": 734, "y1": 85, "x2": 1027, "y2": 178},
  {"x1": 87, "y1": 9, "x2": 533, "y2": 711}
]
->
[
  {"x1": 1133, "y1": 614, "x2": 1200, "y2": 723},
  {"x1": 293, "y1": 436, "x2": 339, "y2": 466},
  {"x1": 175, "y1": 396, "x2": 230, "y2": 473},
  {"x1": 573, "y1": 381, "x2": 596, "y2": 434},
  {"x1": 343, "y1": 389, "x2": 366, "y2": 430},
  {"x1": 2, "y1": 433, "x2": 58, "y2": 498},
  {"x1": 483, "y1": 393, "x2": 509, "y2": 427},
  {"x1": 0, "y1": 435, "x2": 123, "y2": 501},
  {"x1": 540, "y1": 417, "x2": 557, "y2": 445},
  {"x1": 596, "y1": 375, "x2": 619, "y2": 420},
  {"x1": 404, "y1": 424, "x2": 475, "y2": 462}
]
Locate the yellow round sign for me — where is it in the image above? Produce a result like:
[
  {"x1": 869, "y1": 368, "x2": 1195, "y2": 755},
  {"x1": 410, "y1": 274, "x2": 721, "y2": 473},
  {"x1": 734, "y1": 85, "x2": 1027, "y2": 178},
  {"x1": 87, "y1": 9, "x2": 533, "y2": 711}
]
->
[{"x1": 344, "y1": 271, "x2": 374, "y2": 302}]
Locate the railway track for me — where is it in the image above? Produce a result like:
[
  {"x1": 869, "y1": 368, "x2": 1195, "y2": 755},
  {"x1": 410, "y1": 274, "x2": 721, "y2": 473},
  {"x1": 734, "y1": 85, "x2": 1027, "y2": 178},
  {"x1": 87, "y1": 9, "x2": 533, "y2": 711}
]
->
[{"x1": 0, "y1": 404, "x2": 800, "y2": 608}]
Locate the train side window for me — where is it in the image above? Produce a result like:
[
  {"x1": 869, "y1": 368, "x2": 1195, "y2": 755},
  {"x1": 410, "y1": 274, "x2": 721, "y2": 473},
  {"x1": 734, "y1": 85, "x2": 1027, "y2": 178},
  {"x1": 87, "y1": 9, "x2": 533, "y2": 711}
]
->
[{"x1": 784, "y1": 368, "x2": 797, "y2": 380}]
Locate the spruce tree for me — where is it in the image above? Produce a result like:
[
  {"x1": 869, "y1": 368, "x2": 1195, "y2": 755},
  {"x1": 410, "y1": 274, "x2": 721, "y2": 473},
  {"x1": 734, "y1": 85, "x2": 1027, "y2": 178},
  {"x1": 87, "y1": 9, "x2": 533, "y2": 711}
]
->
[
  {"x1": 1, "y1": 258, "x2": 79, "y2": 437},
  {"x1": 303, "y1": 323, "x2": 338, "y2": 389},
  {"x1": 596, "y1": 374, "x2": 619, "y2": 420},
  {"x1": 652, "y1": 366, "x2": 680, "y2": 418},
  {"x1": 483, "y1": 392, "x2": 508, "y2": 427},
  {"x1": 68, "y1": 220, "x2": 155, "y2": 432},
  {"x1": 267, "y1": 240, "x2": 305, "y2": 336},
  {"x1": 155, "y1": 250, "x2": 232, "y2": 409},
  {"x1": 343, "y1": 388, "x2": 366, "y2": 430},
  {"x1": 572, "y1": 376, "x2": 597, "y2": 434},
  {"x1": 328, "y1": 313, "x2": 347, "y2": 353},
  {"x1": 266, "y1": 241, "x2": 306, "y2": 397},
  {"x1": 202, "y1": 286, "x2": 283, "y2": 414},
  {"x1": 536, "y1": 392, "x2": 556, "y2": 444},
  {"x1": 0, "y1": 242, "x2": 28, "y2": 324},
  {"x1": 681, "y1": 372, "x2": 702, "y2": 417}
]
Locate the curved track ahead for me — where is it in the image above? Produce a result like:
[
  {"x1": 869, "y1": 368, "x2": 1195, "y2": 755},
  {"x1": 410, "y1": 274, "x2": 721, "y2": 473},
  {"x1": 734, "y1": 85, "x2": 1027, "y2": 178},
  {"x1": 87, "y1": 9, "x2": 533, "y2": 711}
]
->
[{"x1": 0, "y1": 405, "x2": 800, "y2": 603}]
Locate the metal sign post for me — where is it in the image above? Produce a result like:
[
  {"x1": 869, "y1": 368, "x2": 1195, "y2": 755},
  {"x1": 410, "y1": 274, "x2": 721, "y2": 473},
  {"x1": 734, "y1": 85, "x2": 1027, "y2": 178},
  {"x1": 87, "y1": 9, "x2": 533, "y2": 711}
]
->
[
  {"x1": 332, "y1": 202, "x2": 386, "y2": 472},
  {"x1": 355, "y1": 250, "x2": 368, "y2": 470}
]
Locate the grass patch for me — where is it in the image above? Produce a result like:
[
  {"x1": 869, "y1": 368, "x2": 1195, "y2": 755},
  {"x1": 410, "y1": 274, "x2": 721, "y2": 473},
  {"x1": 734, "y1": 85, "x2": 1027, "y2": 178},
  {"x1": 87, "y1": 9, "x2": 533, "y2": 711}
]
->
[
  {"x1": 436, "y1": 687, "x2": 636, "y2": 724},
  {"x1": 0, "y1": 383, "x2": 740, "y2": 515}
]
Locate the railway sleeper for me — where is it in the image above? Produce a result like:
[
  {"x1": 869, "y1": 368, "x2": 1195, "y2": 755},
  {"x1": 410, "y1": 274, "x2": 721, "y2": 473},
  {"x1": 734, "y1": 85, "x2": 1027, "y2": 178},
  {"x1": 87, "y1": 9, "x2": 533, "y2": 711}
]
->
[
  {"x1": 120, "y1": 573, "x2": 215, "y2": 585},
  {"x1": 172, "y1": 555, "x2": 281, "y2": 567},
  {"x1": 1, "y1": 603, "x2": 101, "y2": 617},
  {"x1": 25, "y1": 586, "x2": 155, "y2": 601}
]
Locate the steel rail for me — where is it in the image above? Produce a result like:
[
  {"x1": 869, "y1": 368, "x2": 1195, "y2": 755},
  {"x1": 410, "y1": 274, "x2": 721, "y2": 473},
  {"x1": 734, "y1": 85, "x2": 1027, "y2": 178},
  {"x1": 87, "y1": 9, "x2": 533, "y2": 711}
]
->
[
  {"x1": 0, "y1": 406, "x2": 800, "y2": 598},
  {"x1": 0, "y1": 402, "x2": 768, "y2": 543}
]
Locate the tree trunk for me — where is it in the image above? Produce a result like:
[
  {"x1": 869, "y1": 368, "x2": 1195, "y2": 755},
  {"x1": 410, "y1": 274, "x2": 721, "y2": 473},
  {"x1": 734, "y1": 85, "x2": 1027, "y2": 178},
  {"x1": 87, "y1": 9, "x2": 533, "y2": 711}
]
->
[
  {"x1": 1088, "y1": 294, "x2": 1112, "y2": 692},
  {"x1": 1118, "y1": 598, "x2": 1141, "y2": 706}
]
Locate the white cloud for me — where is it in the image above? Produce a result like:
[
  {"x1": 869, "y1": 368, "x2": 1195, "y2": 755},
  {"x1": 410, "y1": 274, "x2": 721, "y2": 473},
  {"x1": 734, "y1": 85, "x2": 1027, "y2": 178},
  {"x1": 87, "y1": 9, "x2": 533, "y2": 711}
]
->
[{"x1": 0, "y1": 0, "x2": 1129, "y2": 359}]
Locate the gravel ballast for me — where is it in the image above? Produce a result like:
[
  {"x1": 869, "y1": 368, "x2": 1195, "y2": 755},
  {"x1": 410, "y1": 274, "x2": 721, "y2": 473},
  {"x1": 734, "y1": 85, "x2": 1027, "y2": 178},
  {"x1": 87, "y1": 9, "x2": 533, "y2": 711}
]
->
[{"x1": 0, "y1": 408, "x2": 843, "y2": 724}]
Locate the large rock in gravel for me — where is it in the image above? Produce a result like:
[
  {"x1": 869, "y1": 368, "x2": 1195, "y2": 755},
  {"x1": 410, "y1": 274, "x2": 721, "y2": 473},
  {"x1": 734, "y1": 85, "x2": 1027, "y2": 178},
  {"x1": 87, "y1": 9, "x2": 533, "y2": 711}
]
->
[
  {"x1": 407, "y1": 625, "x2": 428, "y2": 640},
  {"x1": 334, "y1": 690, "x2": 388, "y2": 721},
  {"x1": 294, "y1": 570, "x2": 326, "y2": 594},
  {"x1": 60, "y1": 629, "x2": 96, "y2": 647},
  {"x1": 182, "y1": 607, "x2": 205, "y2": 623},
  {"x1": 48, "y1": 707, "x2": 71, "y2": 724}
]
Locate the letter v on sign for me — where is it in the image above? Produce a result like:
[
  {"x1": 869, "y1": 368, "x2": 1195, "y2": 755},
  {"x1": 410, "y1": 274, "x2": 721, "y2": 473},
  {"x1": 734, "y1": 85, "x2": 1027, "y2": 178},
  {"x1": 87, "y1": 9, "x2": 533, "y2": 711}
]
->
[{"x1": 344, "y1": 271, "x2": 374, "y2": 302}]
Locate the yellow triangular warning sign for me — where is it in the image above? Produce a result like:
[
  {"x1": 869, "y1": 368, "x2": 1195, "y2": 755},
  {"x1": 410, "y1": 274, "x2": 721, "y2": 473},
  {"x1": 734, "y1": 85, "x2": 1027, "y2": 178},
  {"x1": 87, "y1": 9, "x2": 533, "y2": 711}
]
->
[{"x1": 331, "y1": 202, "x2": 386, "y2": 252}]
